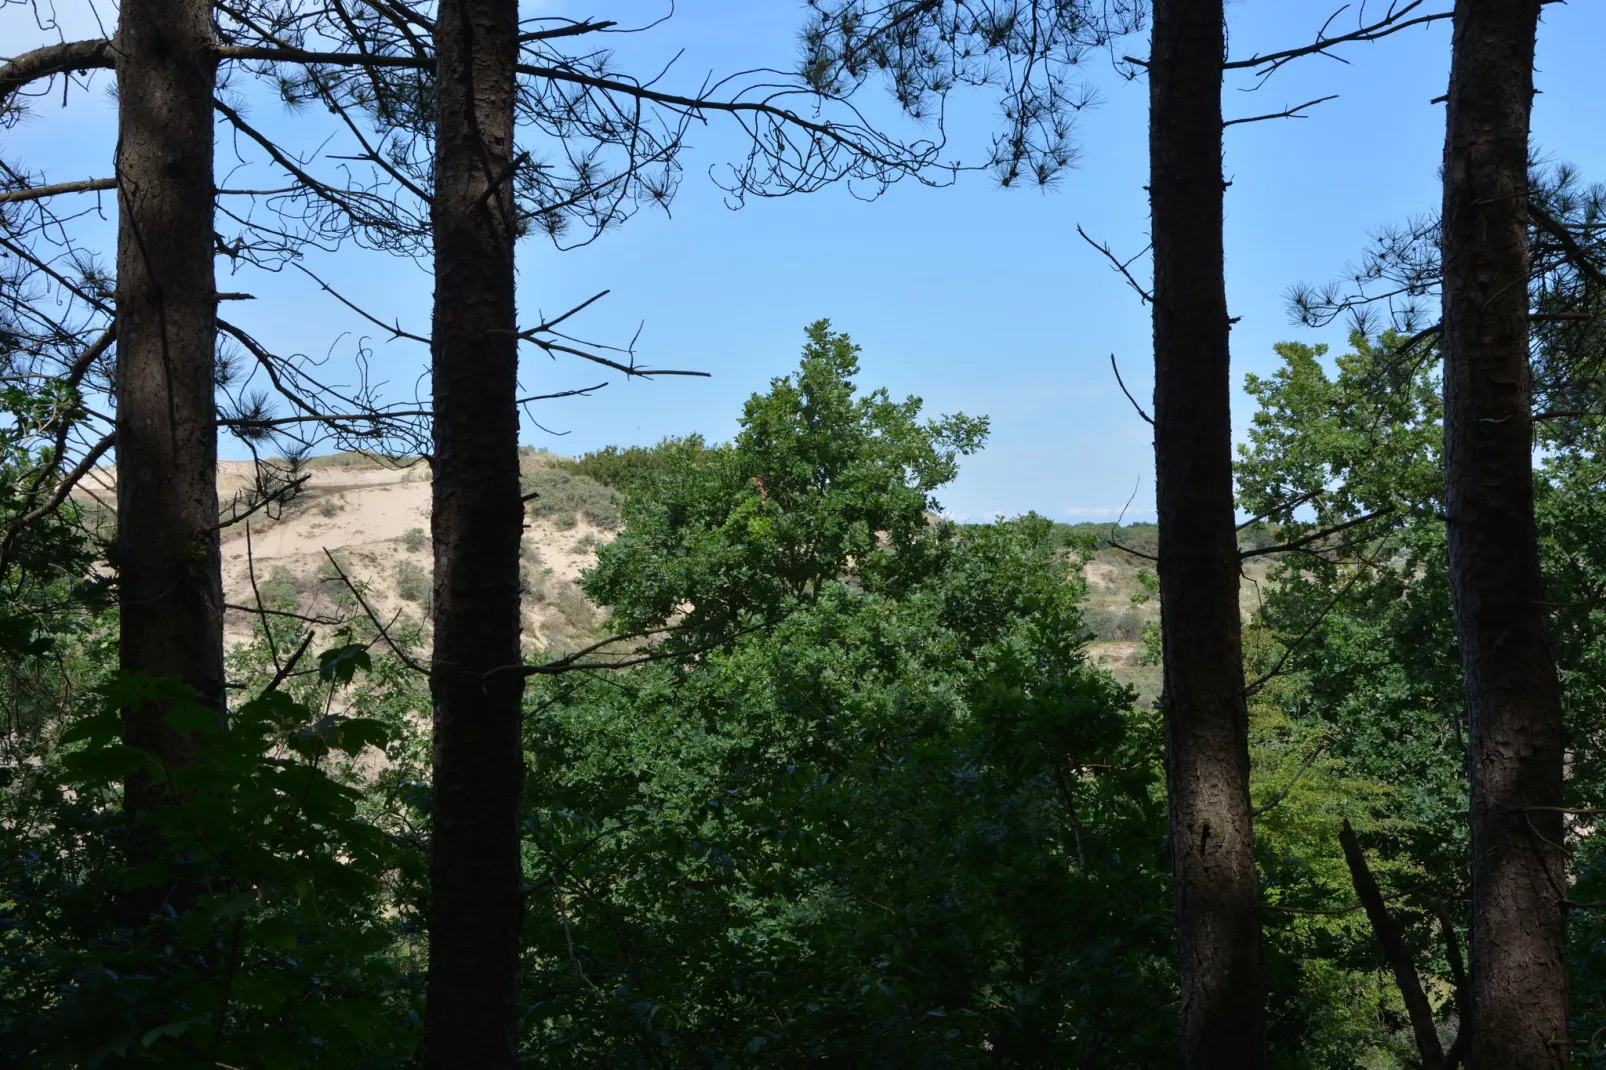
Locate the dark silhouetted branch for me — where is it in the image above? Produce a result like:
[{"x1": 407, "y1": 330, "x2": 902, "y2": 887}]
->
[
  {"x1": 484, "y1": 616, "x2": 782, "y2": 682},
  {"x1": 1339, "y1": 818, "x2": 1446, "y2": 1069},
  {"x1": 1251, "y1": 742, "x2": 1328, "y2": 817},
  {"x1": 1237, "y1": 490, "x2": 1319, "y2": 531},
  {"x1": 0, "y1": 177, "x2": 116, "y2": 203},
  {"x1": 1239, "y1": 508, "x2": 1394, "y2": 560},
  {"x1": 1077, "y1": 225, "x2": 1152, "y2": 304},
  {"x1": 215, "y1": 475, "x2": 311, "y2": 531},
  {"x1": 1110, "y1": 353, "x2": 1154, "y2": 426},
  {"x1": 320, "y1": 547, "x2": 429, "y2": 676},
  {"x1": 1225, "y1": 2, "x2": 1453, "y2": 79},
  {"x1": 1530, "y1": 201, "x2": 1606, "y2": 292},
  {"x1": 1223, "y1": 94, "x2": 1337, "y2": 128},
  {"x1": 0, "y1": 429, "x2": 114, "y2": 575},
  {"x1": 0, "y1": 39, "x2": 113, "y2": 103}
]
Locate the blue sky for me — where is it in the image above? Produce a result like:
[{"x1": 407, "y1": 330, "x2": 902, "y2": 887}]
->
[{"x1": 6, "y1": 1, "x2": 1604, "y2": 521}]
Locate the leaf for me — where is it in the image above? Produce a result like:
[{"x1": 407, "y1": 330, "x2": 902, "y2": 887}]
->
[
  {"x1": 164, "y1": 698, "x2": 222, "y2": 734},
  {"x1": 59, "y1": 708, "x2": 121, "y2": 747},
  {"x1": 141, "y1": 1016, "x2": 206, "y2": 1048},
  {"x1": 61, "y1": 743, "x2": 158, "y2": 786},
  {"x1": 122, "y1": 861, "x2": 172, "y2": 890},
  {"x1": 333, "y1": 716, "x2": 390, "y2": 754},
  {"x1": 211, "y1": 889, "x2": 260, "y2": 922},
  {"x1": 318, "y1": 643, "x2": 372, "y2": 685},
  {"x1": 0, "y1": 612, "x2": 51, "y2": 657}
]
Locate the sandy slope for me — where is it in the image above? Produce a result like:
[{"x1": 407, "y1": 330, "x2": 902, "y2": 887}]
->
[{"x1": 83, "y1": 459, "x2": 612, "y2": 654}]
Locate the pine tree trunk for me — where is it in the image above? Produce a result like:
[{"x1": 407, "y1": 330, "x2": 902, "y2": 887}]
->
[
  {"x1": 1440, "y1": 2, "x2": 1567, "y2": 1065},
  {"x1": 421, "y1": 0, "x2": 525, "y2": 1060},
  {"x1": 114, "y1": 0, "x2": 224, "y2": 822},
  {"x1": 1148, "y1": 1, "x2": 1264, "y2": 1064}
]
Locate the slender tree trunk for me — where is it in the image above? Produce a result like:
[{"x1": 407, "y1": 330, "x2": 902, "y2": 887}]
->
[
  {"x1": 1440, "y1": 2, "x2": 1567, "y2": 1065},
  {"x1": 114, "y1": 0, "x2": 223, "y2": 822},
  {"x1": 1148, "y1": 1, "x2": 1264, "y2": 1065},
  {"x1": 421, "y1": 0, "x2": 525, "y2": 1060},
  {"x1": 1339, "y1": 819, "x2": 1447, "y2": 1069}
]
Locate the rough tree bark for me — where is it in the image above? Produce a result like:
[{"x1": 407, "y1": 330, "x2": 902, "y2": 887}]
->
[
  {"x1": 1148, "y1": 0, "x2": 1264, "y2": 1065},
  {"x1": 421, "y1": 0, "x2": 525, "y2": 1060},
  {"x1": 1440, "y1": 2, "x2": 1568, "y2": 1065},
  {"x1": 114, "y1": 0, "x2": 224, "y2": 821}
]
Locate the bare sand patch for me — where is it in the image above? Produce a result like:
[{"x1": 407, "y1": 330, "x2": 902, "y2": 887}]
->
[{"x1": 84, "y1": 460, "x2": 615, "y2": 653}]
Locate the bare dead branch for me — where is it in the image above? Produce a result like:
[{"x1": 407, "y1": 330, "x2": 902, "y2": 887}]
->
[
  {"x1": 0, "y1": 177, "x2": 116, "y2": 204},
  {"x1": 1243, "y1": 560, "x2": 1375, "y2": 697},
  {"x1": 1237, "y1": 490, "x2": 1319, "y2": 532},
  {"x1": 262, "y1": 630, "x2": 317, "y2": 696},
  {"x1": 1109, "y1": 353, "x2": 1154, "y2": 426},
  {"x1": 319, "y1": 547, "x2": 429, "y2": 676},
  {"x1": 484, "y1": 616, "x2": 782, "y2": 682},
  {"x1": 520, "y1": 289, "x2": 610, "y2": 336},
  {"x1": 1077, "y1": 225, "x2": 1152, "y2": 303},
  {"x1": 1224, "y1": 2, "x2": 1453, "y2": 78},
  {"x1": 1106, "y1": 540, "x2": 1158, "y2": 563},
  {"x1": 519, "y1": 334, "x2": 710, "y2": 379},
  {"x1": 288, "y1": 262, "x2": 431, "y2": 343},
  {"x1": 215, "y1": 475, "x2": 311, "y2": 531},
  {"x1": 0, "y1": 430, "x2": 114, "y2": 576},
  {"x1": 227, "y1": 603, "x2": 340, "y2": 625},
  {"x1": 1223, "y1": 94, "x2": 1338, "y2": 128},
  {"x1": 518, "y1": 19, "x2": 617, "y2": 43}
]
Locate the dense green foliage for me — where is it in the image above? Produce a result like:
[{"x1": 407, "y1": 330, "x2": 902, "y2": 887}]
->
[
  {"x1": 523, "y1": 324, "x2": 1173, "y2": 1063},
  {"x1": 519, "y1": 449, "x2": 625, "y2": 530},
  {"x1": 556, "y1": 436, "x2": 711, "y2": 501},
  {"x1": 1235, "y1": 332, "x2": 1606, "y2": 1066},
  {"x1": 0, "y1": 670, "x2": 420, "y2": 1067},
  {"x1": 7, "y1": 320, "x2": 1606, "y2": 1065},
  {"x1": 585, "y1": 322, "x2": 988, "y2": 640}
]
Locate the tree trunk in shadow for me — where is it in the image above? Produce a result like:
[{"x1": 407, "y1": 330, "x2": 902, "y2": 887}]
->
[
  {"x1": 114, "y1": 0, "x2": 224, "y2": 846},
  {"x1": 1338, "y1": 819, "x2": 1448, "y2": 1069},
  {"x1": 1440, "y1": 2, "x2": 1568, "y2": 1066},
  {"x1": 1148, "y1": 0, "x2": 1264, "y2": 1065},
  {"x1": 421, "y1": 0, "x2": 525, "y2": 1062}
]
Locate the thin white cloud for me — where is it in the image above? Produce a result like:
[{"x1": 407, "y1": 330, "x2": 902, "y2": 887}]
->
[{"x1": 1063, "y1": 506, "x2": 1128, "y2": 519}]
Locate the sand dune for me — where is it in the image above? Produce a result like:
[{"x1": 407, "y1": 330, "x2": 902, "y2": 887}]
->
[{"x1": 83, "y1": 458, "x2": 613, "y2": 655}]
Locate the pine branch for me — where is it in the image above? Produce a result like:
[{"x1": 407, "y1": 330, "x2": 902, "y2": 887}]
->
[
  {"x1": 0, "y1": 39, "x2": 113, "y2": 103},
  {"x1": 1530, "y1": 201, "x2": 1606, "y2": 292},
  {"x1": 0, "y1": 177, "x2": 116, "y2": 204}
]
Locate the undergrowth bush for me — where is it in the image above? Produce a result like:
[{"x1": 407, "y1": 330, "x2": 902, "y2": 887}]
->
[
  {"x1": 395, "y1": 560, "x2": 431, "y2": 608},
  {"x1": 518, "y1": 463, "x2": 621, "y2": 531},
  {"x1": 553, "y1": 435, "x2": 708, "y2": 500},
  {"x1": 1088, "y1": 604, "x2": 1151, "y2": 641},
  {"x1": 255, "y1": 565, "x2": 302, "y2": 612}
]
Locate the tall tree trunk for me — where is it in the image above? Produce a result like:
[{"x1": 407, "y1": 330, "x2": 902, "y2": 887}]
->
[
  {"x1": 421, "y1": 0, "x2": 525, "y2": 1060},
  {"x1": 114, "y1": 0, "x2": 223, "y2": 823},
  {"x1": 1440, "y1": 2, "x2": 1567, "y2": 1065},
  {"x1": 1148, "y1": 1, "x2": 1264, "y2": 1065}
]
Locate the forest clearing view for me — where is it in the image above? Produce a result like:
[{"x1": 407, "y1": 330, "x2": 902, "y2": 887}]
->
[{"x1": 3, "y1": 0, "x2": 1606, "y2": 1066}]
